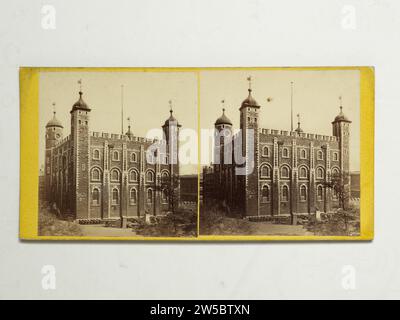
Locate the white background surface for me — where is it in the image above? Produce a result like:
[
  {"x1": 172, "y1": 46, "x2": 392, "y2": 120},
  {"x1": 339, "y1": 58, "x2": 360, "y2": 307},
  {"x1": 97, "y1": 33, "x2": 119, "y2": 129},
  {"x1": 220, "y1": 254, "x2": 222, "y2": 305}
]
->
[{"x1": 0, "y1": 0, "x2": 397, "y2": 299}]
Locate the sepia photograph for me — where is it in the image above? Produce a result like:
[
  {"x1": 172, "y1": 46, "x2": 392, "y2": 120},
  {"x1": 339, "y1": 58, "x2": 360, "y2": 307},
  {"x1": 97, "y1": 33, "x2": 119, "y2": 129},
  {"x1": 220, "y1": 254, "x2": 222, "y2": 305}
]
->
[
  {"x1": 37, "y1": 70, "x2": 198, "y2": 238},
  {"x1": 199, "y1": 69, "x2": 361, "y2": 237},
  {"x1": 19, "y1": 67, "x2": 372, "y2": 241}
]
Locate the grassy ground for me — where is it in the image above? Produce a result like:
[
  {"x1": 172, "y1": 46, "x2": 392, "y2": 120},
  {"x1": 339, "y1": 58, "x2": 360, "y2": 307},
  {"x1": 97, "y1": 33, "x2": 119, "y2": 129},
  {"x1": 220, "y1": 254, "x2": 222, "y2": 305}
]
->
[
  {"x1": 38, "y1": 205, "x2": 83, "y2": 236},
  {"x1": 200, "y1": 201, "x2": 358, "y2": 236},
  {"x1": 200, "y1": 202, "x2": 311, "y2": 236},
  {"x1": 201, "y1": 214, "x2": 311, "y2": 236},
  {"x1": 303, "y1": 208, "x2": 360, "y2": 236},
  {"x1": 135, "y1": 209, "x2": 197, "y2": 237}
]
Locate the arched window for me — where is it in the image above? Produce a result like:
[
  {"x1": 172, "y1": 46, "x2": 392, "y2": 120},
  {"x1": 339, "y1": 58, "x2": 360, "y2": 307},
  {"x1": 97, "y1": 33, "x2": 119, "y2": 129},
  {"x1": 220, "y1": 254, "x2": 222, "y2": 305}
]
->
[
  {"x1": 260, "y1": 165, "x2": 271, "y2": 178},
  {"x1": 332, "y1": 188, "x2": 338, "y2": 200},
  {"x1": 332, "y1": 167, "x2": 340, "y2": 178},
  {"x1": 333, "y1": 152, "x2": 339, "y2": 161},
  {"x1": 282, "y1": 185, "x2": 289, "y2": 202},
  {"x1": 93, "y1": 149, "x2": 100, "y2": 160},
  {"x1": 317, "y1": 185, "x2": 324, "y2": 201},
  {"x1": 91, "y1": 168, "x2": 101, "y2": 181},
  {"x1": 146, "y1": 170, "x2": 154, "y2": 182},
  {"x1": 162, "y1": 189, "x2": 168, "y2": 203},
  {"x1": 113, "y1": 151, "x2": 119, "y2": 161},
  {"x1": 129, "y1": 170, "x2": 138, "y2": 182},
  {"x1": 299, "y1": 166, "x2": 308, "y2": 179},
  {"x1": 316, "y1": 167, "x2": 324, "y2": 179},
  {"x1": 130, "y1": 188, "x2": 137, "y2": 205},
  {"x1": 300, "y1": 149, "x2": 307, "y2": 159},
  {"x1": 281, "y1": 166, "x2": 290, "y2": 179},
  {"x1": 111, "y1": 169, "x2": 120, "y2": 181},
  {"x1": 131, "y1": 152, "x2": 137, "y2": 162},
  {"x1": 300, "y1": 185, "x2": 307, "y2": 201},
  {"x1": 261, "y1": 185, "x2": 270, "y2": 203},
  {"x1": 262, "y1": 146, "x2": 270, "y2": 157},
  {"x1": 112, "y1": 188, "x2": 119, "y2": 205},
  {"x1": 282, "y1": 147, "x2": 289, "y2": 158},
  {"x1": 317, "y1": 150, "x2": 324, "y2": 160},
  {"x1": 92, "y1": 188, "x2": 100, "y2": 205},
  {"x1": 161, "y1": 171, "x2": 169, "y2": 182},
  {"x1": 147, "y1": 189, "x2": 153, "y2": 203}
]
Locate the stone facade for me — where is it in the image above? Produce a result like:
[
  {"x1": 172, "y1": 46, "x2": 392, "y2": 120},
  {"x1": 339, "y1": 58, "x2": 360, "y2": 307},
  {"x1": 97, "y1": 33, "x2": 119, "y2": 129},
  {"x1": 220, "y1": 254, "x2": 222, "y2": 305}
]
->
[
  {"x1": 204, "y1": 83, "x2": 351, "y2": 218},
  {"x1": 43, "y1": 90, "x2": 180, "y2": 222}
]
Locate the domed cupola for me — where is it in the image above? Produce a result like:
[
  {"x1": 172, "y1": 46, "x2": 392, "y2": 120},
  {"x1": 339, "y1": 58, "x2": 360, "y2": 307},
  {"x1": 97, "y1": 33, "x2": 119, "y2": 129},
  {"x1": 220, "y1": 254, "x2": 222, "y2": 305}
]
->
[
  {"x1": 295, "y1": 113, "x2": 303, "y2": 134},
  {"x1": 333, "y1": 107, "x2": 351, "y2": 123},
  {"x1": 333, "y1": 97, "x2": 351, "y2": 123},
  {"x1": 215, "y1": 108, "x2": 232, "y2": 126},
  {"x1": 46, "y1": 111, "x2": 63, "y2": 129},
  {"x1": 163, "y1": 100, "x2": 181, "y2": 127},
  {"x1": 71, "y1": 90, "x2": 91, "y2": 112},
  {"x1": 45, "y1": 103, "x2": 64, "y2": 148},
  {"x1": 125, "y1": 117, "x2": 133, "y2": 139},
  {"x1": 240, "y1": 76, "x2": 260, "y2": 110}
]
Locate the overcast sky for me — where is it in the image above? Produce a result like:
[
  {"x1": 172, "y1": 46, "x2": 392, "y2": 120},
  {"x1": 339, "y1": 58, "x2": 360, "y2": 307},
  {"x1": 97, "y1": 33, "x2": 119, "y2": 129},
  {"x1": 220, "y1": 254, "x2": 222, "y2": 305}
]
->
[
  {"x1": 200, "y1": 69, "x2": 360, "y2": 171},
  {"x1": 39, "y1": 69, "x2": 360, "y2": 175}
]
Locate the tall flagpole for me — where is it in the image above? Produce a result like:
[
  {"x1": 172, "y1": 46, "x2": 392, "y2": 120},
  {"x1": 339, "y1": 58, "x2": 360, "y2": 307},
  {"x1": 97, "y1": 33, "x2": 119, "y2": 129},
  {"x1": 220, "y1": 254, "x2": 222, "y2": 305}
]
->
[
  {"x1": 290, "y1": 81, "x2": 294, "y2": 131},
  {"x1": 121, "y1": 85, "x2": 124, "y2": 135}
]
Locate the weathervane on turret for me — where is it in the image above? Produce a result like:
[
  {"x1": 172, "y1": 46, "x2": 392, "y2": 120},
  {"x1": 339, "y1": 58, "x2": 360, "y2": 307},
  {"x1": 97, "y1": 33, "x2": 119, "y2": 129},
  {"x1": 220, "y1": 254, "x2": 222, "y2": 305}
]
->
[
  {"x1": 247, "y1": 76, "x2": 252, "y2": 91},
  {"x1": 78, "y1": 79, "x2": 83, "y2": 92}
]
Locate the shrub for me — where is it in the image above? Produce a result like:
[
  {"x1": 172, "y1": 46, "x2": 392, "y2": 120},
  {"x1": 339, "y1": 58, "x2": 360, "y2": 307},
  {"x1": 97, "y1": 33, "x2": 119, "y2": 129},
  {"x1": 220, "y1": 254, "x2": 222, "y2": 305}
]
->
[
  {"x1": 38, "y1": 206, "x2": 83, "y2": 236},
  {"x1": 135, "y1": 208, "x2": 197, "y2": 237}
]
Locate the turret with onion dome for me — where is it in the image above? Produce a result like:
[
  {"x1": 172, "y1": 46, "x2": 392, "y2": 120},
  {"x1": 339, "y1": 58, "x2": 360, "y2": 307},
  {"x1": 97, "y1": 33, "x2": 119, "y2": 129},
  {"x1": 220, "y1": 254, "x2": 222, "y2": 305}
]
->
[
  {"x1": 239, "y1": 76, "x2": 260, "y2": 131},
  {"x1": 215, "y1": 108, "x2": 232, "y2": 126},
  {"x1": 125, "y1": 117, "x2": 133, "y2": 139},
  {"x1": 332, "y1": 96, "x2": 351, "y2": 124},
  {"x1": 240, "y1": 77, "x2": 260, "y2": 111},
  {"x1": 333, "y1": 106, "x2": 351, "y2": 123},
  {"x1": 70, "y1": 80, "x2": 90, "y2": 114},
  {"x1": 46, "y1": 110, "x2": 63, "y2": 129},
  {"x1": 295, "y1": 113, "x2": 304, "y2": 134},
  {"x1": 163, "y1": 100, "x2": 181, "y2": 128},
  {"x1": 162, "y1": 100, "x2": 181, "y2": 143},
  {"x1": 45, "y1": 103, "x2": 64, "y2": 148},
  {"x1": 71, "y1": 90, "x2": 91, "y2": 113},
  {"x1": 215, "y1": 100, "x2": 232, "y2": 128}
]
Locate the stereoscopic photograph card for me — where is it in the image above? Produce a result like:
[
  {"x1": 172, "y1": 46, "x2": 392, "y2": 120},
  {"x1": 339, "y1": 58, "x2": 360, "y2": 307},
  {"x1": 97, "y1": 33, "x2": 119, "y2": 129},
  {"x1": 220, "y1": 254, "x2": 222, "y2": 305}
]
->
[{"x1": 19, "y1": 67, "x2": 374, "y2": 241}]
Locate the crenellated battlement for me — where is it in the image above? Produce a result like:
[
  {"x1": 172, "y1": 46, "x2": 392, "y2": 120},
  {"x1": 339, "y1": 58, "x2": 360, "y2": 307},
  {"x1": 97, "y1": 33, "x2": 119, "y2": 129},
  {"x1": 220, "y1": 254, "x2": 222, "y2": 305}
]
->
[
  {"x1": 54, "y1": 135, "x2": 70, "y2": 147},
  {"x1": 260, "y1": 128, "x2": 338, "y2": 142},
  {"x1": 91, "y1": 131, "x2": 159, "y2": 143}
]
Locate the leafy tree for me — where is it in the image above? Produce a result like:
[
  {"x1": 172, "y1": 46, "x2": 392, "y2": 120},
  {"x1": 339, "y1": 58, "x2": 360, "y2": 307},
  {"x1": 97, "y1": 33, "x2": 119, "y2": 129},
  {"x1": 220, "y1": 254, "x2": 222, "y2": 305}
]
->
[
  {"x1": 317, "y1": 170, "x2": 359, "y2": 235},
  {"x1": 324, "y1": 170, "x2": 351, "y2": 211}
]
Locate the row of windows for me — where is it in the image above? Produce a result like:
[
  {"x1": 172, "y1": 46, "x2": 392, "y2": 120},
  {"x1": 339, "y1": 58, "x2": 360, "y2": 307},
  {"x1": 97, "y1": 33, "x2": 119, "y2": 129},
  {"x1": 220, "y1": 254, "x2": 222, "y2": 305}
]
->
[
  {"x1": 260, "y1": 165, "x2": 340, "y2": 180},
  {"x1": 91, "y1": 187, "x2": 168, "y2": 205},
  {"x1": 261, "y1": 146, "x2": 339, "y2": 161},
  {"x1": 92, "y1": 149, "x2": 169, "y2": 164},
  {"x1": 260, "y1": 185, "x2": 338, "y2": 203},
  {"x1": 93, "y1": 149, "x2": 137, "y2": 162},
  {"x1": 91, "y1": 167, "x2": 169, "y2": 183}
]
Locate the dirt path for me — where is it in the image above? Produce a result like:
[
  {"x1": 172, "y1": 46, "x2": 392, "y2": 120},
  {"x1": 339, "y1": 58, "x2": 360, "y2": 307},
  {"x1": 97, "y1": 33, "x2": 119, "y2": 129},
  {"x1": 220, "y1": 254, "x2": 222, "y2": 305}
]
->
[
  {"x1": 249, "y1": 222, "x2": 312, "y2": 236},
  {"x1": 80, "y1": 225, "x2": 137, "y2": 237}
]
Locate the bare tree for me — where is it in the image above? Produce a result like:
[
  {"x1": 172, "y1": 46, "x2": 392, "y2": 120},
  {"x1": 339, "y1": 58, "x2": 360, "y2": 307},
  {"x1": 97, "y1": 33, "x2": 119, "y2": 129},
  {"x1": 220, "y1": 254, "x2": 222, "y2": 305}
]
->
[
  {"x1": 156, "y1": 173, "x2": 180, "y2": 232},
  {"x1": 324, "y1": 170, "x2": 352, "y2": 232},
  {"x1": 325, "y1": 171, "x2": 351, "y2": 210}
]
